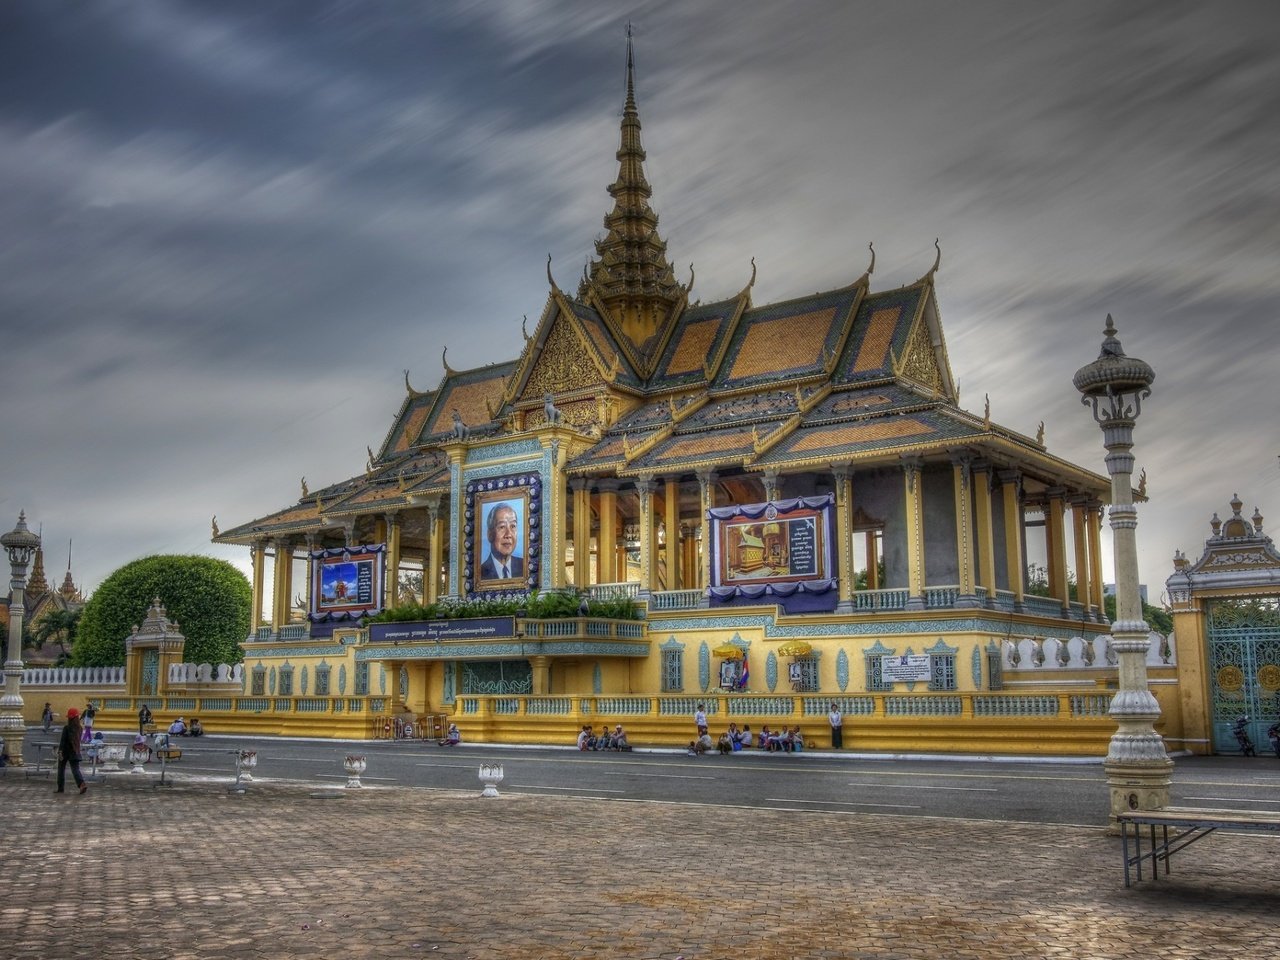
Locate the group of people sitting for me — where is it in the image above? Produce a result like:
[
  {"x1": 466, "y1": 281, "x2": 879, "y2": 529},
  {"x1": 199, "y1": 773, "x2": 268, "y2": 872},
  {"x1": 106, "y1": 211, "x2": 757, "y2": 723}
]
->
[
  {"x1": 167, "y1": 717, "x2": 204, "y2": 737},
  {"x1": 688, "y1": 722, "x2": 805, "y2": 755},
  {"x1": 576, "y1": 723, "x2": 631, "y2": 751}
]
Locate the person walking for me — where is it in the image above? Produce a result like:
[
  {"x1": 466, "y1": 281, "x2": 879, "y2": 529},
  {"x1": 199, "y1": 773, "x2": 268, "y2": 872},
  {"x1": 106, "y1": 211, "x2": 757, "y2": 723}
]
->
[
  {"x1": 56, "y1": 707, "x2": 88, "y2": 795},
  {"x1": 138, "y1": 703, "x2": 153, "y2": 735},
  {"x1": 41, "y1": 702, "x2": 54, "y2": 733},
  {"x1": 82, "y1": 701, "x2": 97, "y2": 733},
  {"x1": 828, "y1": 702, "x2": 843, "y2": 749}
]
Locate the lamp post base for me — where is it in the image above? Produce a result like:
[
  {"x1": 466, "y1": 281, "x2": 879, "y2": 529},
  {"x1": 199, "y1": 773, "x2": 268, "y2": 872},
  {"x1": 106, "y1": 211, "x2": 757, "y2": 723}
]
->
[
  {"x1": 1103, "y1": 755, "x2": 1173, "y2": 835},
  {"x1": 0, "y1": 710, "x2": 26, "y2": 768}
]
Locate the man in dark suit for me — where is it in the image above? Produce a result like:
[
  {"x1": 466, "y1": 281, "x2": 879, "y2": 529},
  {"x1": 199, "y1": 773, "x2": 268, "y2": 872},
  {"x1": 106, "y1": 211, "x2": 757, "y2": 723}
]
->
[{"x1": 480, "y1": 502, "x2": 524, "y2": 580}]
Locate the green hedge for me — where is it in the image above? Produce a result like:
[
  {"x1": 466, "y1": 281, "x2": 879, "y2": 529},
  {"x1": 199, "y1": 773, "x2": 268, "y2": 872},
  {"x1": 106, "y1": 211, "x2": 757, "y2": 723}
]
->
[
  {"x1": 366, "y1": 589, "x2": 642, "y2": 624},
  {"x1": 74, "y1": 555, "x2": 251, "y2": 667}
]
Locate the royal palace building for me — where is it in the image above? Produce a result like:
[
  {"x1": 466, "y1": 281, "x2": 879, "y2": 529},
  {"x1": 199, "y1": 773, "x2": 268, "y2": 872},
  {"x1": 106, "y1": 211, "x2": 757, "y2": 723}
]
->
[{"x1": 201, "y1": 39, "x2": 1180, "y2": 753}]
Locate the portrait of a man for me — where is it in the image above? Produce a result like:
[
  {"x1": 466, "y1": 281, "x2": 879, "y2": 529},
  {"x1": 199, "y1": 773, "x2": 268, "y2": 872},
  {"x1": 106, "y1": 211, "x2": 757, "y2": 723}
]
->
[{"x1": 479, "y1": 500, "x2": 524, "y2": 581}]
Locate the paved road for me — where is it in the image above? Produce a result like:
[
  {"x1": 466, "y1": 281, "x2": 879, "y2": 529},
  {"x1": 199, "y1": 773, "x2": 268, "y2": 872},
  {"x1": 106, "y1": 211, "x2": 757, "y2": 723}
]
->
[
  {"x1": 31, "y1": 733, "x2": 1280, "y2": 827},
  {"x1": 6, "y1": 733, "x2": 1280, "y2": 959}
]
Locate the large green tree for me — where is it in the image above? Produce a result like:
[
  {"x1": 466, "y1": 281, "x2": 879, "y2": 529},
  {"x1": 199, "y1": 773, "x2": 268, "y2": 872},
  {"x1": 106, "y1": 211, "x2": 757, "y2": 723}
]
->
[{"x1": 74, "y1": 555, "x2": 251, "y2": 667}]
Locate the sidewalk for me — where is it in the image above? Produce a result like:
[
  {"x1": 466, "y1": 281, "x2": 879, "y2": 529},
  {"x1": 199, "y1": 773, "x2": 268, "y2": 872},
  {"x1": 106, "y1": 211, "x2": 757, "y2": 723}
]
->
[{"x1": 0, "y1": 772, "x2": 1275, "y2": 959}]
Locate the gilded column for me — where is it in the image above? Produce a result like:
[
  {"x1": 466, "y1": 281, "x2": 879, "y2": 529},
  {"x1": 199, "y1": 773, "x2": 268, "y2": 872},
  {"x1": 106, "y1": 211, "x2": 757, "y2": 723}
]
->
[
  {"x1": 998, "y1": 470, "x2": 1025, "y2": 608},
  {"x1": 571, "y1": 479, "x2": 590, "y2": 589},
  {"x1": 529, "y1": 655, "x2": 551, "y2": 696},
  {"x1": 250, "y1": 539, "x2": 266, "y2": 634},
  {"x1": 597, "y1": 482, "x2": 618, "y2": 584},
  {"x1": 1046, "y1": 487, "x2": 1069, "y2": 611},
  {"x1": 680, "y1": 523, "x2": 698, "y2": 589},
  {"x1": 384, "y1": 513, "x2": 401, "y2": 609},
  {"x1": 831, "y1": 465, "x2": 853, "y2": 605},
  {"x1": 663, "y1": 477, "x2": 680, "y2": 591},
  {"x1": 762, "y1": 468, "x2": 780, "y2": 503},
  {"x1": 973, "y1": 465, "x2": 997, "y2": 605},
  {"x1": 270, "y1": 538, "x2": 290, "y2": 631},
  {"x1": 1071, "y1": 498, "x2": 1091, "y2": 617},
  {"x1": 696, "y1": 469, "x2": 717, "y2": 590},
  {"x1": 951, "y1": 454, "x2": 978, "y2": 605},
  {"x1": 426, "y1": 498, "x2": 443, "y2": 605},
  {"x1": 1087, "y1": 500, "x2": 1105, "y2": 621},
  {"x1": 635, "y1": 476, "x2": 655, "y2": 593},
  {"x1": 865, "y1": 532, "x2": 880, "y2": 589},
  {"x1": 280, "y1": 539, "x2": 295, "y2": 626},
  {"x1": 901, "y1": 456, "x2": 926, "y2": 609}
]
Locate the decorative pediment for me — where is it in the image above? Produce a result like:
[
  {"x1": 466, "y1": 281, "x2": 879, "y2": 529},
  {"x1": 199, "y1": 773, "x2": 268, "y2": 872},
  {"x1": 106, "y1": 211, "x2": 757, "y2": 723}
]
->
[
  {"x1": 522, "y1": 317, "x2": 606, "y2": 399},
  {"x1": 897, "y1": 320, "x2": 943, "y2": 394}
]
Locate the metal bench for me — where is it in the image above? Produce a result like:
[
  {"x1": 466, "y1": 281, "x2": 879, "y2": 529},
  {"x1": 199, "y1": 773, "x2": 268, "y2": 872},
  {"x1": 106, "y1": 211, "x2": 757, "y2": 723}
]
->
[{"x1": 1118, "y1": 805, "x2": 1280, "y2": 887}]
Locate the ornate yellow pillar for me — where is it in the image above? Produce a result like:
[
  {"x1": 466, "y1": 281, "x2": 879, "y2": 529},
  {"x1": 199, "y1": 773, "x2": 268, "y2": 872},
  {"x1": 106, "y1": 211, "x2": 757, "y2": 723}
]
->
[
  {"x1": 597, "y1": 482, "x2": 618, "y2": 584},
  {"x1": 762, "y1": 468, "x2": 780, "y2": 503},
  {"x1": 1046, "y1": 488, "x2": 1069, "y2": 610},
  {"x1": 571, "y1": 479, "x2": 590, "y2": 589},
  {"x1": 529, "y1": 655, "x2": 551, "y2": 695},
  {"x1": 1071, "y1": 498, "x2": 1091, "y2": 616},
  {"x1": 865, "y1": 532, "x2": 880, "y2": 589},
  {"x1": 270, "y1": 538, "x2": 286, "y2": 631},
  {"x1": 549, "y1": 441, "x2": 568, "y2": 590},
  {"x1": 426, "y1": 499, "x2": 443, "y2": 604},
  {"x1": 973, "y1": 465, "x2": 997, "y2": 604},
  {"x1": 250, "y1": 539, "x2": 266, "y2": 632},
  {"x1": 951, "y1": 455, "x2": 977, "y2": 603},
  {"x1": 998, "y1": 470, "x2": 1025, "y2": 606},
  {"x1": 280, "y1": 539, "x2": 295, "y2": 625},
  {"x1": 664, "y1": 477, "x2": 680, "y2": 591},
  {"x1": 636, "y1": 476, "x2": 654, "y2": 593},
  {"x1": 384, "y1": 513, "x2": 401, "y2": 609},
  {"x1": 681, "y1": 523, "x2": 698, "y2": 589},
  {"x1": 901, "y1": 456, "x2": 926, "y2": 608},
  {"x1": 1087, "y1": 500, "x2": 1105, "y2": 620},
  {"x1": 832, "y1": 465, "x2": 853, "y2": 605},
  {"x1": 696, "y1": 469, "x2": 716, "y2": 589}
]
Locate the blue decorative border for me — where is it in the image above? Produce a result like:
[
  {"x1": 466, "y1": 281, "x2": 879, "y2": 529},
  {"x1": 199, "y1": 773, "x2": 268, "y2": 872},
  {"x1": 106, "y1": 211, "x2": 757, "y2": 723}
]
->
[
  {"x1": 463, "y1": 471, "x2": 543, "y2": 598},
  {"x1": 355, "y1": 640, "x2": 650, "y2": 660}
]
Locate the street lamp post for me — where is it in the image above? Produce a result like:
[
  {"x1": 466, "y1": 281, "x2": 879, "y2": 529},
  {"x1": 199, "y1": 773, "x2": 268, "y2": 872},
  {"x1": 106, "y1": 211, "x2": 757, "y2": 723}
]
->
[
  {"x1": 1, "y1": 511, "x2": 42, "y2": 767},
  {"x1": 1073, "y1": 315, "x2": 1172, "y2": 828}
]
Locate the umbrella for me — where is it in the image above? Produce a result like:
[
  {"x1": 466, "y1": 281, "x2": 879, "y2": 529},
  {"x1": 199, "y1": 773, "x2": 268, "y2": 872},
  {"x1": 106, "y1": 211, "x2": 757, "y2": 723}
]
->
[
  {"x1": 777, "y1": 640, "x2": 813, "y2": 657},
  {"x1": 712, "y1": 643, "x2": 744, "y2": 660}
]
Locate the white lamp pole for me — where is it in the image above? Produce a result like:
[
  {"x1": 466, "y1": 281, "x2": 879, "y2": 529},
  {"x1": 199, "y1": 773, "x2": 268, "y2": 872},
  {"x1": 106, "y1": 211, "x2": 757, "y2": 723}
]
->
[
  {"x1": 1073, "y1": 316, "x2": 1171, "y2": 828},
  {"x1": 1, "y1": 512, "x2": 41, "y2": 766}
]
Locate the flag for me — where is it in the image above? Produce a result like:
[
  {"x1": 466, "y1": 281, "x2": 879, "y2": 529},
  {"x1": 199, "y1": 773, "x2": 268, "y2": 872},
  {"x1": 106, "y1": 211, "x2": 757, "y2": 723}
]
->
[{"x1": 737, "y1": 659, "x2": 750, "y2": 690}]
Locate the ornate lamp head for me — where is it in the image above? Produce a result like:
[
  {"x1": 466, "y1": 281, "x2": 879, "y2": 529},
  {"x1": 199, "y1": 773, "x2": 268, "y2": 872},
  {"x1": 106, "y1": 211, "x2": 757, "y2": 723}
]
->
[
  {"x1": 1, "y1": 511, "x2": 42, "y2": 575},
  {"x1": 1073, "y1": 314, "x2": 1155, "y2": 424}
]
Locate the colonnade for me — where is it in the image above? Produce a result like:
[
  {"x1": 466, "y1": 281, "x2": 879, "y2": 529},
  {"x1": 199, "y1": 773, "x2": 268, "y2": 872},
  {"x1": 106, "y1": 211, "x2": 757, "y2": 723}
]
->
[{"x1": 246, "y1": 459, "x2": 1106, "y2": 630}]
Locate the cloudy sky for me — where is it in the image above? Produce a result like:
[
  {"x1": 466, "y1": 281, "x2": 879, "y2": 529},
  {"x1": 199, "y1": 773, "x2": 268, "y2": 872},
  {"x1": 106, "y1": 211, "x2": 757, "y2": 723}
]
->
[{"x1": 3, "y1": 1, "x2": 1278, "y2": 605}]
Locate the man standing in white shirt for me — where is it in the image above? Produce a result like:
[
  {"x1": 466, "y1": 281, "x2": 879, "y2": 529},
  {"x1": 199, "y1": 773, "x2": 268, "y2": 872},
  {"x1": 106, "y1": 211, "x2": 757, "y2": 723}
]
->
[
  {"x1": 694, "y1": 703, "x2": 707, "y2": 736},
  {"x1": 828, "y1": 702, "x2": 843, "y2": 749}
]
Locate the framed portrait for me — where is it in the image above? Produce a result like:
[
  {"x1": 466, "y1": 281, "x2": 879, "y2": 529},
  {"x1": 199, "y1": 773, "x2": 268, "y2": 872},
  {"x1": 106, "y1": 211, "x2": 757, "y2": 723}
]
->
[{"x1": 464, "y1": 473, "x2": 542, "y2": 597}]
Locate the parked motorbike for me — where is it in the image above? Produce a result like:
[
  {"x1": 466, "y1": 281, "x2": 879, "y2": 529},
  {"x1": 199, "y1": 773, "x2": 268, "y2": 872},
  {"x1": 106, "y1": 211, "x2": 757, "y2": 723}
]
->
[
  {"x1": 1268, "y1": 722, "x2": 1280, "y2": 759},
  {"x1": 1232, "y1": 715, "x2": 1257, "y2": 756}
]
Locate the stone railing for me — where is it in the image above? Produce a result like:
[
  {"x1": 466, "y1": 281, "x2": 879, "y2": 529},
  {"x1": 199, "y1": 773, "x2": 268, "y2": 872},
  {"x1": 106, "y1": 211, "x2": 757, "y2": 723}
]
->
[
  {"x1": 587, "y1": 581, "x2": 640, "y2": 600},
  {"x1": 649, "y1": 589, "x2": 704, "y2": 611},
  {"x1": 167, "y1": 663, "x2": 245, "y2": 685},
  {"x1": 1003, "y1": 631, "x2": 1172, "y2": 671},
  {"x1": 21, "y1": 665, "x2": 125, "y2": 686}
]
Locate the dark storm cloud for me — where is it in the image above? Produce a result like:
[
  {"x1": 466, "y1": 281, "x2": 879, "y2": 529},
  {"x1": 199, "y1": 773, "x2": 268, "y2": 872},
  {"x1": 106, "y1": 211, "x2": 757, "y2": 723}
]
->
[{"x1": 1, "y1": 0, "x2": 1277, "y2": 598}]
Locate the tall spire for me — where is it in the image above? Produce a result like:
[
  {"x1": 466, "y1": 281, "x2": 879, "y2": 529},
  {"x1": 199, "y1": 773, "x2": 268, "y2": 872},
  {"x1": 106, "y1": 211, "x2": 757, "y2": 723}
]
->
[
  {"x1": 27, "y1": 544, "x2": 49, "y2": 597},
  {"x1": 580, "y1": 25, "x2": 685, "y2": 360}
]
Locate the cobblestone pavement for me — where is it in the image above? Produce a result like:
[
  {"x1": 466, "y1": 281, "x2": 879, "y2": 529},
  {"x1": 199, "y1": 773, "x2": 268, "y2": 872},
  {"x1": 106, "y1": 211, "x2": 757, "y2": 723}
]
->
[{"x1": 1, "y1": 770, "x2": 1277, "y2": 960}]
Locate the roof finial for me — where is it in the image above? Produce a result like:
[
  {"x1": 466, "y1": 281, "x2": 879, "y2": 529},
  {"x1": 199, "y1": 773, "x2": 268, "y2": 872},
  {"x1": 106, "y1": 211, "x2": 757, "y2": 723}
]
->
[
  {"x1": 546, "y1": 252, "x2": 560, "y2": 292},
  {"x1": 442, "y1": 347, "x2": 456, "y2": 377},
  {"x1": 625, "y1": 22, "x2": 635, "y2": 109},
  {"x1": 749, "y1": 256, "x2": 757, "y2": 289},
  {"x1": 687, "y1": 263, "x2": 695, "y2": 293},
  {"x1": 927, "y1": 238, "x2": 942, "y2": 278}
]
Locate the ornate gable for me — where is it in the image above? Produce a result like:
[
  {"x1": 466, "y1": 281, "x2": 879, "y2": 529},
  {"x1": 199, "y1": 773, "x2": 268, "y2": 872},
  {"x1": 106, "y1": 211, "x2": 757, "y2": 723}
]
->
[
  {"x1": 523, "y1": 315, "x2": 606, "y2": 399},
  {"x1": 897, "y1": 320, "x2": 943, "y2": 394}
]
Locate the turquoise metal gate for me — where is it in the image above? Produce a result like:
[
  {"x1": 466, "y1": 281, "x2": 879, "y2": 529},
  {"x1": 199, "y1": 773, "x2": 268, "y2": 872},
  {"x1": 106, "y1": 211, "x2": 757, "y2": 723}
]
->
[{"x1": 1207, "y1": 598, "x2": 1280, "y2": 753}]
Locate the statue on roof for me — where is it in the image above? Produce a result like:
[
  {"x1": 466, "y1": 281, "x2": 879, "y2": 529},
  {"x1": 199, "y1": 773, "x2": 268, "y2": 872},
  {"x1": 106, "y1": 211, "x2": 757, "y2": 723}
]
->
[
  {"x1": 211, "y1": 515, "x2": 219, "y2": 538},
  {"x1": 451, "y1": 410, "x2": 471, "y2": 440},
  {"x1": 544, "y1": 394, "x2": 563, "y2": 426},
  {"x1": 301, "y1": 476, "x2": 309, "y2": 498}
]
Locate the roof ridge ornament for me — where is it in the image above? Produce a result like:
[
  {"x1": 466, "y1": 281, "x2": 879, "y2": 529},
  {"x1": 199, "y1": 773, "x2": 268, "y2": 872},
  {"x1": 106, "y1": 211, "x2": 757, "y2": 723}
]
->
[
  {"x1": 442, "y1": 348, "x2": 456, "y2": 378},
  {"x1": 924, "y1": 238, "x2": 942, "y2": 280}
]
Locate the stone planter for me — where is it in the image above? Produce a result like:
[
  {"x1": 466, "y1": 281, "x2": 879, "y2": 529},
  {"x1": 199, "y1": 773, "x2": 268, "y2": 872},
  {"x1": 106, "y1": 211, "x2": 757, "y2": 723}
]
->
[
  {"x1": 344, "y1": 755, "x2": 367, "y2": 788},
  {"x1": 236, "y1": 749, "x2": 258, "y2": 783},
  {"x1": 128, "y1": 745, "x2": 150, "y2": 774},
  {"x1": 478, "y1": 763, "x2": 504, "y2": 798}
]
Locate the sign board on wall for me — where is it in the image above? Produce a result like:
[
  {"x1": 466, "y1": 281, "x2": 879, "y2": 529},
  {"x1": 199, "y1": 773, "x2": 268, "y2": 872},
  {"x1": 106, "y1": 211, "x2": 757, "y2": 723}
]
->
[
  {"x1": 881, "y1": 654, "x2": 931, "y2": 683},
  {"x1": 308, "y1": 544, "x2": 385, "y2": 623}
]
